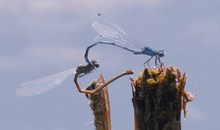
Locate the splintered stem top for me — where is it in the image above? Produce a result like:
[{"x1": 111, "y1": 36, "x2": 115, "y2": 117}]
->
[
  {"x1": 131, "y1": 65, "x2": 194, "y2": 130},
  {"x1": 74, "y1": 66, "x2": 133, "y2": 130},
  {"x1": 86, "y1": 74, "x2": 112, "y2": 130}
]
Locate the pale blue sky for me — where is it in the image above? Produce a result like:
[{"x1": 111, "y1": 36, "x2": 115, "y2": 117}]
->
[{"x1": 1, "y1": 0, "x2": 220, "y2": 130}]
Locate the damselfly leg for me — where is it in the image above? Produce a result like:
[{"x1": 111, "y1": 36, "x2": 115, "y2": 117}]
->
[{"x1": 143, "y1": 56, "x2": 153, "y2": 68}]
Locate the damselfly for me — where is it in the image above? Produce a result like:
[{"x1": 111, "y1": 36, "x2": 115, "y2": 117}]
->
[
  {"x1": 16, "y1": 61, "x2": 99, "y2": 97},
  {"x1": 85, "y1": 14, "x2": 165, "y2": 67}
]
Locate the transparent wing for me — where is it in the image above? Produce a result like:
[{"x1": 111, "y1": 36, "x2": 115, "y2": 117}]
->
[
  {"x1": 16, "y1": 68, "x2": 76, "y2": 97},
  {"x1": 92, "y1": 15, "x2": 144, "y2": 50}
]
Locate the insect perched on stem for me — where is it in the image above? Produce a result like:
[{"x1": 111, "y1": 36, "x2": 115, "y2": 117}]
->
[
  {"x1": 85, "y1": 14, "x2": 165, "y2": 68},
  {"x1": 16, "y1": 61, "x2": 99, "y2": 97}
]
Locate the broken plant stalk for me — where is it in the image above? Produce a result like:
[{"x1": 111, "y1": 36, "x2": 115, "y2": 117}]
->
[
  {"x1": 130, "y1": 65, "x2": 194, "y2": 130},
  {"x1": 74, "y1": 69, "x2": 134, "y2": 130}
]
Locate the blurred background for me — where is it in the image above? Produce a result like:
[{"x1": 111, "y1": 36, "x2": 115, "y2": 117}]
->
[{"x1": 0, "y1": 0, "x2": 220, "y2": 129}]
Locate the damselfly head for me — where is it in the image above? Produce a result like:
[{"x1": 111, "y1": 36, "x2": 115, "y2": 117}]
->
[
  {"x1": 91, "y1": 60, "x2": 100, "y2": 68},
  {"x1": 158, "y1": 50, "x2": 165, "y2": 57}
]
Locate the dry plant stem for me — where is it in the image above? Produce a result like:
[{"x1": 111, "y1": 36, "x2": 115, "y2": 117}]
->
[
  {"x1": 131, "y1": 66, "x2": 190, "y2": 130},
  {"x1": 74, "y1": 69, "x2": 134, "y2": 94},
  {"x1": 86, "y1": 74, "x2": 111, "y2": 130},
  {"x1": 74, "y1": 69, "x2": 134, "y2": 130}
]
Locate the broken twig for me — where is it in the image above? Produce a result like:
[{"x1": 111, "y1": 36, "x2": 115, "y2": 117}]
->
[{"x1": 130, "y1": 65, "x2": 194, "y2": 130}]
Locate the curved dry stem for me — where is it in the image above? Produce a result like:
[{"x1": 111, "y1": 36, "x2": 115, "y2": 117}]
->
[{"x1": 74, "y1": 69, "x2": 134, "y2": 94}]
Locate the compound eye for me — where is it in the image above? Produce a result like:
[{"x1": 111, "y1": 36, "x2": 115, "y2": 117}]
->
[{"x1": 94, "y1": 64, "x2": 100, "y2": 68}]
